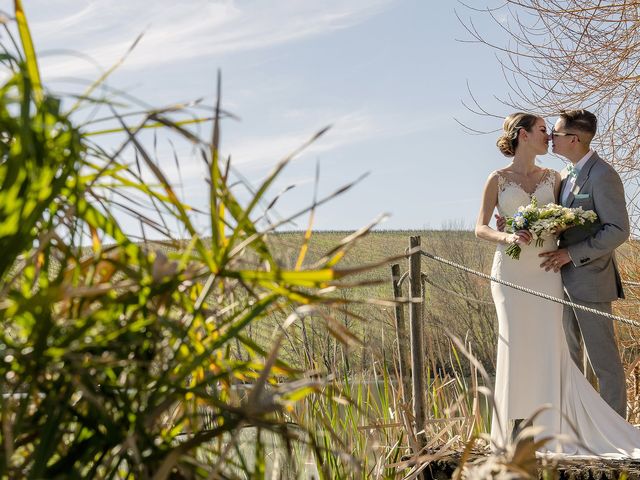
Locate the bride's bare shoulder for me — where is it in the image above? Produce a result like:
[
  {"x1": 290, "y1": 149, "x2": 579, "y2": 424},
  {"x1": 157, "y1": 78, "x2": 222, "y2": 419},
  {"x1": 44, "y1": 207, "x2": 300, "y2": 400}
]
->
[
  {"x1": 495, "y1": 166, "x2": 522, "y2": 180},
  {"x1": 493, "y1": 167, "x2": 518, "y2": 183},
  {"x1": 486, "y1": 170, "x2": 504, "y2": 182},
  {"x1": 492, "y1": 168, "x2": 511, "y2": 179},
  {"x1": 483, "y1": 170, "x2": 506, "y2": 192}
]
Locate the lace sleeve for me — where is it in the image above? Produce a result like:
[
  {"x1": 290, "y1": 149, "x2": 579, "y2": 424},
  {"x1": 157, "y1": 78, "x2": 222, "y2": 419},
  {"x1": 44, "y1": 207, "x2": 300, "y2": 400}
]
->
[{"x1": 495, "y1": 171, "x2": 506, "y2": 192}]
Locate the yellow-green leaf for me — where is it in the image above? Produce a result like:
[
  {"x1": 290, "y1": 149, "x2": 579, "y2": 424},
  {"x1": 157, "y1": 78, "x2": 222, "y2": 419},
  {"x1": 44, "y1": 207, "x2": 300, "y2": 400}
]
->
[{"x1": 15, "y1": 0, "x2": 42, "y2": 103}]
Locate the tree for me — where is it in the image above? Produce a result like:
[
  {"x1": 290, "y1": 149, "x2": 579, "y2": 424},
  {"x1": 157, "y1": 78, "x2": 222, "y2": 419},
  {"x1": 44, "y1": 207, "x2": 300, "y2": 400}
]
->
[{"x1": 459, "y1": 0, "x2": 640, "y2": 224}]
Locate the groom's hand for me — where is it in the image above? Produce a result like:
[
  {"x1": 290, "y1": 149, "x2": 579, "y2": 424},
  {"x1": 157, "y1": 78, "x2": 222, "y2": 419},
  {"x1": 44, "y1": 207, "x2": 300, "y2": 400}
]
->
[
  {"x1": 495, "y1": 214, "x2": 506, "y2": 232},
  {"x1": 539, "y1": 249, "x2": 571, "y2": 272}
]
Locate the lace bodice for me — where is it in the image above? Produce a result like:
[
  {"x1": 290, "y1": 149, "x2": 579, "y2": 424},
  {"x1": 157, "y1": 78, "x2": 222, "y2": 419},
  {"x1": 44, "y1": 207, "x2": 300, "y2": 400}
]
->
[{"x1": 496, "y1": 169, "x2": 556, "y2": 217}]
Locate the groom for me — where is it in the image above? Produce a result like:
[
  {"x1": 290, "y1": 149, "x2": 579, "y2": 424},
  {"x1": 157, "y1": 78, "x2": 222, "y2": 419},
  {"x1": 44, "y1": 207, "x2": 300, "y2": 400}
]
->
[{"x1": 538, "y1": 109, "x2": 629, "y2": 418}]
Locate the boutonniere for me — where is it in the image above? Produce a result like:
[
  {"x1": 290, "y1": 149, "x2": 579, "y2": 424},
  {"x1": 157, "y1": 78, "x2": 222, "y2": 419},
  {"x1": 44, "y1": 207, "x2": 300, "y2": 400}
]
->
[{"x1": 566, "y1": 164, "x2": 579, "y2": 179}]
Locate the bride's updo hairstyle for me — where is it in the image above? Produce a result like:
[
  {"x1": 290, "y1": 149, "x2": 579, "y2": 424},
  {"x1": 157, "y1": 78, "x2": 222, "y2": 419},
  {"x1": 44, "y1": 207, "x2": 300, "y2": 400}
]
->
[{"x1": 496, "y1": 112, "x2": 540, "y2": 157}]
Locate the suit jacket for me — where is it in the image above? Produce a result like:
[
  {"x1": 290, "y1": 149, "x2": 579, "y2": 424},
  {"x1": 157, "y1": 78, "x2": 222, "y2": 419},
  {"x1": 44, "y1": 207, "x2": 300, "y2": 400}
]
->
[{"x1": 559, "y1": 152, "x2": 629, "y2": 302}]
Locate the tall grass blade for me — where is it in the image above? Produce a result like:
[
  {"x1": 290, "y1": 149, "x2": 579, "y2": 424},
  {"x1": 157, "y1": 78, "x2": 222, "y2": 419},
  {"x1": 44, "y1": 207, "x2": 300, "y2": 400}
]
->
[
  {"x1": 295, "y1": 161, "x2": 320, "y2": 270},
  {"x1": 221, "y1": 126, "x2": 330, "y2": 266},
  {"x1": 210, "y1": 70, "x2": 222, "y2": 258},
  {"x1": 14, "y1": 0, "x2": 41, "y2": 102},
  {"x1": 67, "y1": 32, "x2": 144, "y2": 115}
]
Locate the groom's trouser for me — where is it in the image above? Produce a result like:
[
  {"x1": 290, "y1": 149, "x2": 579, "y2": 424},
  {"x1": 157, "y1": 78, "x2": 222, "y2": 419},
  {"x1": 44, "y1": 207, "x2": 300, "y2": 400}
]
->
[{"x1": 562, "y1": 294, "x2": 627, "y2": 418}]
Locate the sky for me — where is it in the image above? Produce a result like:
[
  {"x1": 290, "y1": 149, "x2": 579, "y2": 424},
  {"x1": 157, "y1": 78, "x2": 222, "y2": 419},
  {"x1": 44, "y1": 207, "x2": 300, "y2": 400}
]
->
[{"x1": 23, "y1": 0, "x2": 572, "y2": 234}]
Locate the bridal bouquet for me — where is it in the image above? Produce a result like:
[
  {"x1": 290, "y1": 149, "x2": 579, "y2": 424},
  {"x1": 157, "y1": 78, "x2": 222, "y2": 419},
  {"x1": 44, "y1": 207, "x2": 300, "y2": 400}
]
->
[{"x1": 505, "y1": 196, "x2": 598, "y2": 259}]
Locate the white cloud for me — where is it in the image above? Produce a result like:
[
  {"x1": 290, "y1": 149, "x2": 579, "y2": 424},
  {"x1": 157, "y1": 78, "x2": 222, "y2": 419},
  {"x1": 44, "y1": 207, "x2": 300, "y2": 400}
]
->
[
  {"x1": 218, "y1": 108, "x2": 443, "y2": 171},
  {"x1": 125, "y1": 106, "x2": 438, "y2": 192},
  {"x1": 31, "y1": 0, "x2": 396, "y2": 79}
]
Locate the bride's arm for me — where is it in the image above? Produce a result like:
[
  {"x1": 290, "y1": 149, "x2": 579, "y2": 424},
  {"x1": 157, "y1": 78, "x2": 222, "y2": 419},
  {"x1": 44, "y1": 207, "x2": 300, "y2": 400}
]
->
[{"x1": 475, "y1": 173, "x2": 529, "y2": 245}]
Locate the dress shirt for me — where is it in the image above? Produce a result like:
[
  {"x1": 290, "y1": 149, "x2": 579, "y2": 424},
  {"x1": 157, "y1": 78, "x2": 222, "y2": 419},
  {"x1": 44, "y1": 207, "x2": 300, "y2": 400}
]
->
[{"x1": 561, "y1": 149, "x2": 594, "y2": 205}]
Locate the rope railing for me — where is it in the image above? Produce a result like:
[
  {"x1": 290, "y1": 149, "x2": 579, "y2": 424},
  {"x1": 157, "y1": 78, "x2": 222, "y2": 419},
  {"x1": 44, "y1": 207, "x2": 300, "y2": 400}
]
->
[
  {"x1": 418, "y1": 248, "x2": 640, "y2": 330},
  {"x1": 421, "y1": 274, "x2": 494, "y2": 306}
]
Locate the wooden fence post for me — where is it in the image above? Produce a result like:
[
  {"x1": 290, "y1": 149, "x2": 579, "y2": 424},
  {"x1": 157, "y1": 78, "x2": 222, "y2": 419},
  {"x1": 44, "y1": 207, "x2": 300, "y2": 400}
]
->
[
  {"x1": 408, "y1": 236, "x2": 426, "y2": 446},
  {"x1": 391, "y1": 263, "x2": 410, "y2": 402}
]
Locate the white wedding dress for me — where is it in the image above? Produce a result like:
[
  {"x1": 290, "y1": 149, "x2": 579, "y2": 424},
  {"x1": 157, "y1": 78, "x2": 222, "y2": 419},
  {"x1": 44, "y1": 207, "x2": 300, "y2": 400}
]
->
[{"x1": 490, "y1": 169, "x2": 640, "y2": 458}]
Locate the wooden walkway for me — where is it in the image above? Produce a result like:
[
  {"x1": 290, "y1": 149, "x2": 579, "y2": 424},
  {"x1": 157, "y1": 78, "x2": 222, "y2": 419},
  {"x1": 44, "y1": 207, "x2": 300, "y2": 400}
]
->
[{"x1": 423, "y1": 453, "x2": 640, "y2": 480}]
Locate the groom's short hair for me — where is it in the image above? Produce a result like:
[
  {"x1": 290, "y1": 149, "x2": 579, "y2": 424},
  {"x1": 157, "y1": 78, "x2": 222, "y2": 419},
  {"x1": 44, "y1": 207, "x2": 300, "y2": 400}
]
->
[{"x1": 559, "y1": 109, "x2": 597, "y2": 142}]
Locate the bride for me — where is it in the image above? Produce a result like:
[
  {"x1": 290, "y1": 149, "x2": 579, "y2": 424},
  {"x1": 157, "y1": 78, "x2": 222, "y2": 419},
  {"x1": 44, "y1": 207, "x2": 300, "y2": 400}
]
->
[{"x1": 475, "y1": 112, "x2": 640, "y2": 457}]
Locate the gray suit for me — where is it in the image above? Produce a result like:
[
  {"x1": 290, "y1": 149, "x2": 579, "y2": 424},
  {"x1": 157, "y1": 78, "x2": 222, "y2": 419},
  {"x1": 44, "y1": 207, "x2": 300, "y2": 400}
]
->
[{"x1": 559, "y1": 151, "x2": 630, "y2": 417}]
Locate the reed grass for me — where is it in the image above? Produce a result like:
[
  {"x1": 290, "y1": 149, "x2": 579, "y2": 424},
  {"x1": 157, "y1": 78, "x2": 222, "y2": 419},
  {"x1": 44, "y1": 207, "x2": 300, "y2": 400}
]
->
[{"x1": 0, "y1": 4, "x2": 395, "y2": 478}]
